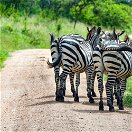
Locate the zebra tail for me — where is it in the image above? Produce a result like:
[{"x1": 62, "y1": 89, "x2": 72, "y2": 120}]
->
[
  {"x1": 101, "y1": 46, "x2": 132, "y2": 52},
  {"x1": 117, "y1": 46, "x2": 132, "y2": 52},
  {"x1": 47, "y1": 54, "x2": 62, "y2": 68}
]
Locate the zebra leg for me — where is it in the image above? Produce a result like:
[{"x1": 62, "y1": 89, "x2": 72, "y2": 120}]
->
[
  {"x1": 97, "y1": 73, "x2": 104, "y2": 111},
  {"x1": 54, "y1": 66, "x2": 60, "y2": 96},
  {"x1": 106, "y1": 76, "x2": 116, "y2": 112},
  {"x1": 56, "y1": 71, "x2": 68, "y2": 102},
  {"x1": 86, "y1": 66, "x2": 95, "y2": 103},
  {"x1": 74, "y1": 73, "x2": 80, "y2": 102},
  {"x1": 69, "y1": 72, "x2": 76, "y2": 97},
  {"x1": 114, "y1": 78, "x2": 120, "y2": 102},
  {"x1": 114, "y1": 79, "x2": 120, "y2": 105},
  {"x1": 113, "y1": 79, "x2": 117, "y2": 99},
  {"x1": 91, "y1": 72, "x2": 97, "y2": 97},
  {"x1": 118, "y1": 79, "x2": 126, "y2": 110}
]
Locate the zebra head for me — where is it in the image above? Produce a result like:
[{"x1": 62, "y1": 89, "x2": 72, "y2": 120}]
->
[
  {"x1": 86, "y1": 26, "x2": 96, "y2": 41},
  {"x1": 87, "y1": 26, "x2": 102, "y2": 50},
  {"x1": 101, "y1": 28, "x2": 125, "y2": 42}
]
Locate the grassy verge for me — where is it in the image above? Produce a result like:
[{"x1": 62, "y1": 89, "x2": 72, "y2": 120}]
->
[
  {"x1": 123, "y1": 77, "x2": 132, "y2": 107},
  {"x1": 0, "y1": 15, "x2": 88, "y2": 68},
  {"x1": 0, "y1": 50, "x2": 9, "y2": 68}
]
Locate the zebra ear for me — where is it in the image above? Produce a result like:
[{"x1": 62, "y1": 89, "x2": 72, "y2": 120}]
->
[
  {"x1": 49, "y1": 33, "x2": 55, "y2": 45},
  {"x1": 100, "y1": 30, "x2": 106, "y2": 36},
  {"x1": 92, "y1": 26, "x2": 96, "y2": 30},
  {"x1": 97, "y1": 27, "x2": 101, "y2": 35},
  {"x1": 113, "y1": 27, "x2": 117, "y2": 39},
  {"x1": 124, "y1": 34, "x2": 129, "y2": 43},
  {"x1": 118, "y1": 30, "x2": 125, "y2": 37},
  {"x1": 87, "y1": 27, "x2": 89, "y2": 32}
]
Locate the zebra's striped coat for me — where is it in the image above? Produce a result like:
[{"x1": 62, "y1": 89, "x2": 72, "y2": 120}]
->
[
  {"x1": 48, "y1": 33, "x2": 95, "y2": 102},
  {"x1": 88, "y1": 27, "x2": 132, "y2": 111}
]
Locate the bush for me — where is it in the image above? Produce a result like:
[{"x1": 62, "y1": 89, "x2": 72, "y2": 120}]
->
[
  {"x1": 123, "y1": 94, "x2": 132, "y2": 107},
  {"x1": 76, "y1": 0, "x2": 132, "y2": 30}
]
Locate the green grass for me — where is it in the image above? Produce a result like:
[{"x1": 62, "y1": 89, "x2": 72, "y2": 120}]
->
[
  {"x1": 123, "y1": 77, "x2": 132, "y2": 107},
  {"x1": 0, "y1": 50, "x2": 9, "y2": 68},
  {"x1": 0, "y1": 15, "x2": 88, "y2": 68}
]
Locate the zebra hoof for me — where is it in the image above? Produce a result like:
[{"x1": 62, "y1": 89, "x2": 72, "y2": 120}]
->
[
  {"x1": 72, "y1": 91, "x2": 76, "y2": 97},
  {"x1": 119, "y1": 105, "x2": 124, "y2": 110},
  {"x1": 99, "y1": 106, "x2": 104, "y2": 111},
  {"x1": 74, "y1": 96, "x2": 79, "y2": 102},
  {"x1": 117, "y1": 99, "x2": 120, "y2": 106},
  {"x1": 63, "y1": 90, "x2": 66, "y2": 96},
  {"x1": 99, "y1": 101, "x2": 104, "y2": 111},
  {"x1": 89, "y1": 97, "x2": 94, "y2": 103},
  {"x1": 109, "y1": 107, "x2": 115, "y2": 112},
  {"x1": 55, "y1": 96, "x2": 64, "y2": 102},
  {"x1": 92, "y1": 94, "x2": 97, "y2": 97},
  {"x1": 92, "y1": 91, "x2": 97, "y2": 97}
]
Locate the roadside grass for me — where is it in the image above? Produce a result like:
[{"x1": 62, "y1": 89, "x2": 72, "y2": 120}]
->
[
  {"x1": 123, "y1": 77, "x2": 132, "y2": 107},
  {"x1": 0, "y1": 15, "x2": 88, "y2": 68},
  {"x1": 0, "y1": 50, "x2": 9, "y2": 68}
]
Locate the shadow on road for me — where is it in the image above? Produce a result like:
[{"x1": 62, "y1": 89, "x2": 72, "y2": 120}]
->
[
  {"x1": 36, "y1": 94, "x2": 87, "y2": 99},
  {"x1": 82, "y1": 101, "x2": 108, "y2": 106},
  {"x1": 65, "y1": 95, "x2": 87, "y2": 98},
  {"x1": 73, "y1": 108, "x2": 132, "y2": 114},
  {"x1": 36, "y1": 95, "x2": 55, "y2": 99},
  {"x1": 27, "y1": 100, "x2": 80, "y2": 107}
]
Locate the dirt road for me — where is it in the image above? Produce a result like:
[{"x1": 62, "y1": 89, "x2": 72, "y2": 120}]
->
[{"x1": 1, "y1": 49, "x2": 132, "y2": 132}]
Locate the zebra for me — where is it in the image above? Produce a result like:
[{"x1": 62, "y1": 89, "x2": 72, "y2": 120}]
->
[
  {"x1": 89, "y1": 27, "x2": 131, "y2": 105},
  {"x1": 100, "y1": 29, "x2": 127, "y2": 102},
  {"x1": 87, "y1": 26, "x2": 132, "y2": 112},
  {"x1": 47, "y1": 33, "x2": 95, "y2": 102},
  {"x1": 47, "y1": 34, "x2": 86, "y2": 102},
  {"x1": 100, "y1": 30, "x2": 132, "y2": 107}
]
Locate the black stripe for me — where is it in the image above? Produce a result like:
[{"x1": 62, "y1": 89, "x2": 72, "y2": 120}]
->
[
  {"x1": 94, "y1": 61, "x2": 101, "y2": 63},
  {"x1": 108, "y1": 71, "x2": 117, "y2": 74},
  {"x1": 62, "y1": 45, "x2": 79, "y2": 60},
  {"x1": 63, "y1": 51, "x2": 76, "y2": 61},
  {"x1": 93, "y1": 53, "x2": 101, "y2": 58},
  {"x1": 105, "y1": 61, "x2": 121, "y2": 67},
  {"x1": 51, "y1": 45, "x2": 56, "y2": 49},
  {"x1": 63, "y1": 59, "x2": 74, "y2": 65},
  {"x1": 103, "y1": 53, "x2": 120, "y2": 60},
  {"x1": 51, "y1": 51, "x2": 56, "y2": 56},
  {"x1": 76, "y1": 45, "x2": 86, "y2": 66},
  {"x1": 120, "y1": 51, "x2": 130, "y2": 71},
  {"x1": 108, "y1": 66, "x2": 120, "y2": 71},
  {"x1": 62, "y1": 40, "x2": 86, "y2": 66}
]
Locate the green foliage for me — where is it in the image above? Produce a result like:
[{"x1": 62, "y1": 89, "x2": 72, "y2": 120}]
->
[
  {"x1": 0, "y1": 51, "x2": 9, "y2": 69},
  {"x1": 0, "y1": 15, "x2": 88, "y2": 68},
  {"x1": 123, "y1": 95, "x2": 132, "y2": 107},
  {"x1": 72, "y1": 0, "x2": 132, "y2": 30},
  {"x1": 1, "y1": 0, "x2": 132, "y2": 30},
  {"x1": 123, "y1": 77, "x2": 132, "y2": 107}
]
